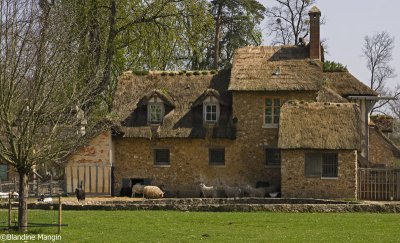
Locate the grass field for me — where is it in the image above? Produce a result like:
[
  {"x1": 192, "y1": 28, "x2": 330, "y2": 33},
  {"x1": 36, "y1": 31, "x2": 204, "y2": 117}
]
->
[{"x1": 1, "y1": 210, "x2": 400, "y2": 242}]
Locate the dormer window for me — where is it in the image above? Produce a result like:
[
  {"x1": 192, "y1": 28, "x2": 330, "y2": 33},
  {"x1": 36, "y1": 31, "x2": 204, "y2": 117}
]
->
[
  {"x1": 203, "y1": 95, "x2": 220, "y2": 123},
  {"x1": 148, "y1": 103, "x2": 164, "y2": 123},
  {"x1": 204, "y1": 102, "x2": 219, "y2": 122},
  {"x1": 147, "y1": 94, "x2": 166, "y2": 124}
]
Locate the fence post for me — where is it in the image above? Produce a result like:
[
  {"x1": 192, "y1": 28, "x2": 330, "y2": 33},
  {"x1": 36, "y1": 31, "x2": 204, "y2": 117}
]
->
[
  {"x1": 58, "y1": 194, "x2": 62, "y2": 234},
  {"x1": 13, "y1": 177, "x2": 16, "y2": 192},
  {"x1": 8, "y1": 192, "x2": 11, "y2": 229},
  {"x1": 50, "y1": 174, "x2": 53, "y2": 196},
  {"x1": 36, "y1": 179, "x2": 40, "y2": 197}
]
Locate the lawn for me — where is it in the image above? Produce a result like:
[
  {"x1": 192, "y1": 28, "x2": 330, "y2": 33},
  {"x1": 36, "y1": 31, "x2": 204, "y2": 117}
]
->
[{"x1": 2, "y1": 210, "x2": 400, "y2": 242}]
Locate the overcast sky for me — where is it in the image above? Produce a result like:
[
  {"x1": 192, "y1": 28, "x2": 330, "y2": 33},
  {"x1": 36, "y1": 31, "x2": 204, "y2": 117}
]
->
[{"x1": 259, "y1": 0, "x2": 400, "y2": 88}]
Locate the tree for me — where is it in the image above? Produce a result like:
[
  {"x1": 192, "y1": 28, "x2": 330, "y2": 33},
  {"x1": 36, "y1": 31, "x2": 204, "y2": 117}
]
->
[
  {"x1": 211, "y1": 0, "x2": 266, "y2": 69},
  {"x1": 362, "y1": 31, "x2": 398, "y2": 114},
  {"x1": 265, "y1": 0, "x2": 315, "y2": 45},
  {"x1": 0, "y1": 0, "x2": 109, "y2": 231}
]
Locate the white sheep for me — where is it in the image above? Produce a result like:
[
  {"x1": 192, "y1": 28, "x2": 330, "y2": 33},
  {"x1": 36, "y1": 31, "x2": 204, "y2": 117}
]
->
[
  {"x1": 143, "y1": 186, "x2": 164, "y2": 199},
  {"x1": 132, "y1": 183, "x2": 145, "y2": 198},
  {"x1": 223, "y1": 185, "x2": 241, "y2": 198},
  {"x1": 199, "y1": 183, "x2": 217, "y2": 198}
]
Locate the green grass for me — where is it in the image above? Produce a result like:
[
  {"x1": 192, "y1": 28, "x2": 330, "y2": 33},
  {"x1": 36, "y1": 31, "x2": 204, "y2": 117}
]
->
[{"x1": 2, "y1": 210, "x2": 400, "y2": 242}]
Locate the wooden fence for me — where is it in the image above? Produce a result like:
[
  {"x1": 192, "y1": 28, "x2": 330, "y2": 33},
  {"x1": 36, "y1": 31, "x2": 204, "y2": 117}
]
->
[
  {"x1": 358, "y1": 168, "x2": 400, "y2": 201},
  {"x1": 65, "y1": 164, "x2": 111, "y2": 195},
  {"x1": 0, "y1": 178, "x2": 64, "y2": 197}
]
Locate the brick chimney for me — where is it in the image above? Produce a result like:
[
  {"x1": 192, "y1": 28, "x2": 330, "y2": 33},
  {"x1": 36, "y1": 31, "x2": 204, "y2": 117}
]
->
[{"x1": 308, "y1": 6, "x2": 321, "y2": 60}]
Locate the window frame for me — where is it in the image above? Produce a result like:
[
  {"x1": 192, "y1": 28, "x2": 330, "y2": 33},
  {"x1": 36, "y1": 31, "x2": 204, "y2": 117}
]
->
[
  {"x1": 154, "y1": 149, "x2": 170, "y2": 166},
  {"x1": 203, "y1": 102, "x2": 220, "y2": 123},
  {"x1": 208, "y1": 148, "x2": 225, "y2": 166},
  {"x1": 147, "y1": 102, "x2": 165, "y2": 124},
  {"x1": 305, "y1": 152, "x2": 338, "y2": 178},
  {"x1": 265, "y1": 148, "x2": 281, "y2": 167},
  {"x1": 263, "y1": 97, "x2": 281, "y2": 128}
]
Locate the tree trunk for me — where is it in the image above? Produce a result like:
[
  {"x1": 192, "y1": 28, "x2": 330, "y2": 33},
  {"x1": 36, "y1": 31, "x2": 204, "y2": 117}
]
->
[
  {"x1": 18, "y1": 172, "x2": 29, "y2": 232},
  {"x1": 213, "y1": 4, "x2": 222, "y2": 70}
]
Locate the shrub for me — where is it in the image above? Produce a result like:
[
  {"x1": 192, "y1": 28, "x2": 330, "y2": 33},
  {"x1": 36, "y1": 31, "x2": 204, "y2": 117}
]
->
[{"x1": 323, "y1": 60, "x2": 347, "y2": 72}]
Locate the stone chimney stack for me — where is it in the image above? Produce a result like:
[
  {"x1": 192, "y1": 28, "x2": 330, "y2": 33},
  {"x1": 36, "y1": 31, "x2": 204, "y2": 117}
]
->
[{"x1": 308, "y1": 6, "x2": 321, "y2": 60}]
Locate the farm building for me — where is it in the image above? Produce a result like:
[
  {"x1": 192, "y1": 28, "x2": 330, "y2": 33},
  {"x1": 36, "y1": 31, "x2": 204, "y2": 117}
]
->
[{"x1": 66, "y1": 6, "x2": 400, "y2": 199}]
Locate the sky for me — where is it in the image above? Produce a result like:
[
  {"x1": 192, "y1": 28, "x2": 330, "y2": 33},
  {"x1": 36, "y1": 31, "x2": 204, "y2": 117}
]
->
[{"x1": 259, "y1": 0, "x2": 400, "y2": 88}]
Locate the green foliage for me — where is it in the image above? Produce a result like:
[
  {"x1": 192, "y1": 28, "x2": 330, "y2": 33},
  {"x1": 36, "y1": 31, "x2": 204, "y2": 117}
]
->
[
  {"x1": 211, "y1": 0, "x2": 266, "y2": 68},
  {"x1": 193, "y1": 71, "x2": 201, "y2": 75},
  {"x1": 210, "y1": 70, "x2": 217, "y2": 74},
  {"x1": 202, "y1": 71, "x2": 209, "y2": 75},
  {"x1": 323, "y1": 60, "x2": 348, "y2": 72}
]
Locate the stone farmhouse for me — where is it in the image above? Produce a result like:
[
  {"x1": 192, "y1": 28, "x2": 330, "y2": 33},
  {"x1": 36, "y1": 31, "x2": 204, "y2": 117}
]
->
[{"x1": 65, "y1": 7, "x2": 400, "y2": 199}]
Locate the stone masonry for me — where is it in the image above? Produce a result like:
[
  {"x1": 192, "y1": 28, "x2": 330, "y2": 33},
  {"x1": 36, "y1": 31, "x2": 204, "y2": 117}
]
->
[
  {"x1": 281, "y1": 150, "x2": 357, "y2": 199},
  {"x1": 369, "y1": 126, "x2": 400, "y2": 167},
  {"x1": 113, "y1": 91, "x2": 318, "y2": 196}
]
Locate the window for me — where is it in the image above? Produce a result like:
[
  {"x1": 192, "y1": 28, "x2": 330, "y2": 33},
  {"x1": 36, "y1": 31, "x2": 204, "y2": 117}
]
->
[
  {"x1": 264, "y1": 98, "x2": 281, "y2": 126},
  {"x1": 148, "y1": 103, "x2": 164, "y2": 123},
  {"x1": 305, "y1": 153, "x2": 338, "y2": 178},
  {"x1": 154, "y1": 149, "x2": 170, "y2": 165},
  {"x1": 209, "y1": 148, "x2": 225, "y2": 166},
  {"x1": 205, "y1": 104, "x2": 217, "y2": 122},
  {"x1": 266, "y1": 148, "x2": 281, "y2": 166}
]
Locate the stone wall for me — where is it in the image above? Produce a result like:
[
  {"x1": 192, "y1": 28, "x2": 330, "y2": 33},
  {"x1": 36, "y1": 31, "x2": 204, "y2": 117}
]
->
[
  {"x1": 231, "y1": 91, "x2": 317, "y2": 189},
  {"x1": 113, "y1": 91, "x2": 318, "y2": 197},
  {"x1": 281, "y1": 150, "x2": 357, "y2": 199},
  {"x1": 369, "y1": 126, "x2": 400, "y2": 167}
]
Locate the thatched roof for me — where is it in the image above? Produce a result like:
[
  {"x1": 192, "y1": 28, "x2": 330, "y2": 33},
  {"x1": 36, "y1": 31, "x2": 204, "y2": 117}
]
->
[
  {"x1": 229, "y1": 46, "x2": 377, "y2": 97},
  {"x1": 324, "y1": 72, "x2": 378, "y2": 97},
  {"x1": 370, "y1": 115, "x2": 394, "y2": 132},
  {"x1": 192, "y1": 88, "x2": 226, "y2": 107},
  {"x1": 278, "y1": 101, "x2": 361, "y2": 150},
  {"x1": 316, "y1": 86, "x2": 348, "y2": 103},
  {"x1": 112, "y1": 70, "x2": 235, "y2": 139},
  {"x1": 229, "y1": 46, "x2": 323, "y2": 91}
]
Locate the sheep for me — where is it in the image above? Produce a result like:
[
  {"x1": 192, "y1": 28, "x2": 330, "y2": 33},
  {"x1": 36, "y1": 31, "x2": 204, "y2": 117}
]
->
[
  {"x1": 75, "y1": 188, "x2": 85, "y2": 201},
  {"x1": 143, "y1": 186, "x2": 164, "y2": 199},
  {"x1": 243, "y1": 185, "x2": 266, "y2": 198},
  {"x1": 199, "y1": 183, "x2": 217, "y2": 198},
  {"x1": 223, "y1": 185, "x2": 241, "y2": 198},
  {"x1": 132, "y1": 183, "x2": 145, "y2": 198}
]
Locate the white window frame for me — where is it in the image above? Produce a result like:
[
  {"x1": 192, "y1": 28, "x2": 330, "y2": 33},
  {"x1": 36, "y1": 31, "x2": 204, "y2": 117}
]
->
[
  {"x1": 203, "y1": 102, "x2": 220, "y2": 123},
  {"x1": 148, "y1": 102, "x2": 164, "y2": 124},
  {"x1": 263, "y1": 98, "x2": 281, "y2": 128}
]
